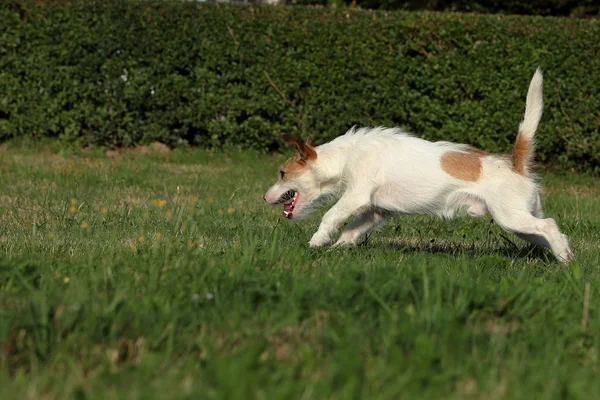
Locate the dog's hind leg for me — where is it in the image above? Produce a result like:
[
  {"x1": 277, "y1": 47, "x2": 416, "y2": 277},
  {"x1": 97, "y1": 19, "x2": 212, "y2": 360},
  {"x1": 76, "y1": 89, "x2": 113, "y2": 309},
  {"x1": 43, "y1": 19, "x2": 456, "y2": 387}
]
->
[
  {"x1": 333, "y1": 209, "x2": 390, "y2": 246},
  {"x1": 532, "y1": 191, "x2": 544, "y2": 218},
  {"x1": 487, "y1": 199, "x2": 573, "y2": 263},
  {"x1": 463, "y1": 197, "x2": 488, "y2": 217}
]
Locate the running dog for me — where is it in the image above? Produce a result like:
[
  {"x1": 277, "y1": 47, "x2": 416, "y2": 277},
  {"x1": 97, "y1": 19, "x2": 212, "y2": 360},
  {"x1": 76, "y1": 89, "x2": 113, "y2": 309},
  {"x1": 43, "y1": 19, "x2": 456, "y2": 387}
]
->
[{"x1": 263, "y1": 69, "x2": 573, "y2": 262}]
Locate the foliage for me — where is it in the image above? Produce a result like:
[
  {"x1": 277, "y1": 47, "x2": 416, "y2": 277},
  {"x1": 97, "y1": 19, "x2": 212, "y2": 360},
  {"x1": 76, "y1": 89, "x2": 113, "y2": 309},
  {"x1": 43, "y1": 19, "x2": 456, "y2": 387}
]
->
[
  {"x1": 292, "y1": 0, "x2": 600, "y2": 17},
  {"x1": 1, "y1": 1, "x2": 599, "y2": 171}
]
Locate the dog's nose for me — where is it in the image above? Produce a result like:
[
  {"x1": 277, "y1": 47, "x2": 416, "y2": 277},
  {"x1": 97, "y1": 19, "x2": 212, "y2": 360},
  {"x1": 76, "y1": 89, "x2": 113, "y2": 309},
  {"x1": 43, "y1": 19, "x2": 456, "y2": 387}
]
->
[{"x1": 263, "y1": 195, "x2": 267, "y2": 202}]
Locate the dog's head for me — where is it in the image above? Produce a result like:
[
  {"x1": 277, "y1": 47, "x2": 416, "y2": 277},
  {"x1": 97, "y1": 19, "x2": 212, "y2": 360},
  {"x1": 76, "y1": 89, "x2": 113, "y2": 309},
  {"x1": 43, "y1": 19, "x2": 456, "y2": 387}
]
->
[{"x1": 263, "y1": 135, "x2": 321, "y2": 220}]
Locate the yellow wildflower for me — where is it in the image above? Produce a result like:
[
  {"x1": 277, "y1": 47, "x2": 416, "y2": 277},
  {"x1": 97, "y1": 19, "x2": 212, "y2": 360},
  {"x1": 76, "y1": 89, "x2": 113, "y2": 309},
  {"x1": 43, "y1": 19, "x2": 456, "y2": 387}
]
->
[
  {"x1": 81, "y1": 221, "x2": 89, "y2": 229},
  {"x1": 152, "y1": 199, "x2": 167, "y2": 207},
  {"x1": 227, "y1": 207, "x2": 235, "y2": 214},
  {"x1": 101, "y1": 208, "x2": 108, "y2": 215},
  {"x1": 69, "y1": 205, "x2": 77, "y2": 214},
  {"x1": 207, "y1": 197, "x2": 215, "y2": 204},
  {"x1": 63, "y1": 277, "x2": 70, "y2": 284},
  {"x1": 217, "y1": 209, "x2": 224, "y2": 215}
]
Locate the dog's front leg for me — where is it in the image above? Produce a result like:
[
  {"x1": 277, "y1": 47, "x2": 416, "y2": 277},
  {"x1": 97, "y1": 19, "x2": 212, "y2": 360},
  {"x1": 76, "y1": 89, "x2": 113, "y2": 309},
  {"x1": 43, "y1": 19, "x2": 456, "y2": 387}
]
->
[
  {"x1": 309, "y1": 195, "x2": 369, "y2": 247},
  {"x1": 334, "y1": 209, "x2": 390, "y2": 247}
]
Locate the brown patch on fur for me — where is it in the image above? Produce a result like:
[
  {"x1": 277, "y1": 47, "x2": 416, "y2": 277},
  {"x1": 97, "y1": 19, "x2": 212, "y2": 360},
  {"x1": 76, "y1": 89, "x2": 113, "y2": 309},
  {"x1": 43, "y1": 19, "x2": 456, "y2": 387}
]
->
[
  {"x1": 283, "y1": 135, "x2": 317, "y2": 161},
  {"x1": 512, "y1": 131, "x2": 529, "y2": 175},
  {"x1": 441, "y1": 151, "x2": 483, "y2": 182},
  {"x1": 281, "y1": 153, "x2": 308, "y2": 177}
]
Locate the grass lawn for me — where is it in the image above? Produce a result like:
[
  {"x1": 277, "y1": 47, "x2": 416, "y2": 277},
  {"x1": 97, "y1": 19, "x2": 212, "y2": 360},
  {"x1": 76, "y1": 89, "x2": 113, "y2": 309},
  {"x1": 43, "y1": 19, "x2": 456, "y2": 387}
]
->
[{"x1": 1, "y1": 142, "x2": 599, "y2": 399}]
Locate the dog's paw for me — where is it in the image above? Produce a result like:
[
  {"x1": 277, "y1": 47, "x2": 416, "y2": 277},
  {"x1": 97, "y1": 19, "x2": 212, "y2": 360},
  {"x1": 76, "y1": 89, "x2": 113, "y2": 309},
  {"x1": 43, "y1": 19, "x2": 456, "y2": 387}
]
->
[
  {"x1": 557, "y1": 235, "x2": 574, "y2": 263},
  {"x1": 309, "y1": 233, "x2": 330, "y2": 248},
  {"x1": 558, "y1": 248, "x2": 574, "y2": 263},
  {"x1": 308, "y1": 239, "x2": 328, "y2": 248},
  {"x1": 332, "y1": 239, "x2": 355, "y2": 248}
]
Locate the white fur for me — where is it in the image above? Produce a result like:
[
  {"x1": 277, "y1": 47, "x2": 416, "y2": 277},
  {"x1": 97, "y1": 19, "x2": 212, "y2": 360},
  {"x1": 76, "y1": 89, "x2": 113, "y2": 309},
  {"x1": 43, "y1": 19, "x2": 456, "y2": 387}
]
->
[
  {"x1": 520, "y1": 68, "x2": 544, "y2": 143},
  {"x1": 264, "y1": 70, "x2": 573, "y2": 263}
]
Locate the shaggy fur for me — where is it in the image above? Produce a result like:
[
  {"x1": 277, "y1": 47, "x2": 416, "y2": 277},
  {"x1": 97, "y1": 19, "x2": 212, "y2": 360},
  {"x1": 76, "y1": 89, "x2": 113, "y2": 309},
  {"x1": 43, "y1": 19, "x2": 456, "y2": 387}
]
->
[{"x1": 263, "y1": 69, "x2": 573, "y2": 263}]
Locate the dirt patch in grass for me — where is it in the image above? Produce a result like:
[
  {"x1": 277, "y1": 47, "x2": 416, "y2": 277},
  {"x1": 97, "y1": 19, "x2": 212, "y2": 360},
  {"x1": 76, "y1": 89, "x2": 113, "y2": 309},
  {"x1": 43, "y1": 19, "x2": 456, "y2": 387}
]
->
[
  {"x1": 546, "y1": 184, "x2": 598, "y2": 198},
  {"x1": 159, "y1": 163, "x2": 228, "y2": 175},
  {"x1": 470, "y1": 320, "x2": 521, "y2": 335},
  {"x1": 265, "y1": 310, "x2": 329, "y2": 362},
  {"x1": 106, "y1": 142, "x2": 171, "y2": 158}
]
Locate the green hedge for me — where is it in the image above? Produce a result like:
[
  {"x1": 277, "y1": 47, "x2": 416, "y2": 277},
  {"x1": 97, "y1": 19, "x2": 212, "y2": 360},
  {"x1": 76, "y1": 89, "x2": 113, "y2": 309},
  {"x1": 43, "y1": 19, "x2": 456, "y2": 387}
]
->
[
  {"x1": 1, "y1": 1, "x2": 599, "y2": 172},
  {"x1": 293, "y1": 0, "x2": 599, "y2": 18}
]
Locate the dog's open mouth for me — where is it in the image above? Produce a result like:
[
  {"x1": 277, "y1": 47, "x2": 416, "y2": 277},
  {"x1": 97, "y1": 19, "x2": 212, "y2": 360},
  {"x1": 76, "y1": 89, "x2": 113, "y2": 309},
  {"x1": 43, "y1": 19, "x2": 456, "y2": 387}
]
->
[{"x1": 279, "y1": 190, "x2": 300, "y2": 219}]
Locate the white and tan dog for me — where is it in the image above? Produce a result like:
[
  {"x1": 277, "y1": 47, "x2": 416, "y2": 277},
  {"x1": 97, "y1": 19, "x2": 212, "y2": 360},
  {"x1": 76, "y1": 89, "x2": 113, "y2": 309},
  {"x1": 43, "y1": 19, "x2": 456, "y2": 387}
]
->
[{"x1": 263, "y1": 69, "x2": 573, "y2": 262}]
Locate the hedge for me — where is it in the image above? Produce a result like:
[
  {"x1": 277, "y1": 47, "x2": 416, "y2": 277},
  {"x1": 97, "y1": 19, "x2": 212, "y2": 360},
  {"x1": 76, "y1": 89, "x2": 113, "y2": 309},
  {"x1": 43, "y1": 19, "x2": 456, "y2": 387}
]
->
[
  {"x1": 1, "y1": 1, "x2": 599, "y2": 172},
  {"x1": 292, "y1": 0, "x2": 600, "y2": 18}
]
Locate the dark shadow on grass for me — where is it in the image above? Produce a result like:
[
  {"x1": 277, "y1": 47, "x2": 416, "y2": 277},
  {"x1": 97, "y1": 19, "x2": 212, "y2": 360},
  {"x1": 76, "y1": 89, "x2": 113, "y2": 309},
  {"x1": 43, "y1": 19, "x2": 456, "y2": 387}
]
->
[{"x1": 366, "y1": 236, "x2": 552, "y2": 263}]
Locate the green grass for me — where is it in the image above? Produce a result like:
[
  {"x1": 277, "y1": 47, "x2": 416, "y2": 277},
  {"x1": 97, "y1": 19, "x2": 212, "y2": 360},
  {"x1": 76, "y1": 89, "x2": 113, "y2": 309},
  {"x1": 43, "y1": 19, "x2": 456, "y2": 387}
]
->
[{"x1": 1, "y1": 142, "x2": 599, "y2": 399}]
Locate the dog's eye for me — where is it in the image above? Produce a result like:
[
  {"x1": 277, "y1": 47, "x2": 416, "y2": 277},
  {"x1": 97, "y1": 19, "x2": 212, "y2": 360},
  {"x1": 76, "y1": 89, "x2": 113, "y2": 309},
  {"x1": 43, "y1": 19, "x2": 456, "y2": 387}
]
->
[{"x1": 279, "y1": 170, "x2": 285, "y2": 179}]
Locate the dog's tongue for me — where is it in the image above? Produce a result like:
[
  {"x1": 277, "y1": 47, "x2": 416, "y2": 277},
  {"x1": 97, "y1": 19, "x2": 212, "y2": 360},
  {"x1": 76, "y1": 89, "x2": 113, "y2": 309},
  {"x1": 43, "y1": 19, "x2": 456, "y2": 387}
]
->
[
  {"x1": 282, "y1": 192, "x2": 299, "y2": 219},
  {"x1": 282, "y1": 201, "x2": 294, "y2": 219}
]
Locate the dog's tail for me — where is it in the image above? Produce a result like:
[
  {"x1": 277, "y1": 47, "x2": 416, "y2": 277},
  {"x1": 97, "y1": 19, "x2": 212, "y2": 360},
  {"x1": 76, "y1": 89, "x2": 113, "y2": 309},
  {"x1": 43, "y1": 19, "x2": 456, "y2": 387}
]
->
[{"x1": 512, "y1": 68, "x2": 543, "y2": 176}]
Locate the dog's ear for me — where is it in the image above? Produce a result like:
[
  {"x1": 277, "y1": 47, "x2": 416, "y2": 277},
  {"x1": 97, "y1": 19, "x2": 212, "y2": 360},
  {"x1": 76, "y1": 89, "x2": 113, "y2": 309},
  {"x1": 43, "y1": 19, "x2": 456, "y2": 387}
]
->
[{"x1": 283, "y1": 135, "x2": 317, "y2": 161}]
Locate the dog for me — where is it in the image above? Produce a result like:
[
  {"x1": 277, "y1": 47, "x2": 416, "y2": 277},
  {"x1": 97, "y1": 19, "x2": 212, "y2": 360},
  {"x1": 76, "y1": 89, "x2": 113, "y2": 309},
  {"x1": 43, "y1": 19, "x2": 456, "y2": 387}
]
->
[{"x1": 263, "y1": 69, "x2": 573, "y2": 263}]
